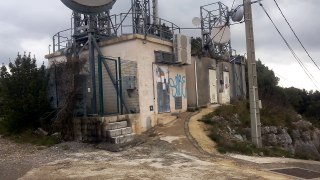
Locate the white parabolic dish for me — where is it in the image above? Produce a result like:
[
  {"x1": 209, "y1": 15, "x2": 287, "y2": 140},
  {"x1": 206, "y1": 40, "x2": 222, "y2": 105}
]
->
[
  {"x1": 231, "y1": 6, "x2": 244, "y2": 22},
  {"x1": 73, "y1": 0, "x2": 113, "y2": 7},
  {"x1": 61, "y1": 0, "x2": 117, "y2": 14},
  {"x1": 192, "y1": 17, "x2": 201, "y2": 27},
  {"x1": 211, "y1": 25, "x2": 231, "y2": 44}
]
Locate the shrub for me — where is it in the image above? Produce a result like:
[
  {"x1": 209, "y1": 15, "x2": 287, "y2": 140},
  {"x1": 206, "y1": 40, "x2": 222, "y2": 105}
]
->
[{"x1": 0, "y1": 53, "x2": 52, "y2": 134}]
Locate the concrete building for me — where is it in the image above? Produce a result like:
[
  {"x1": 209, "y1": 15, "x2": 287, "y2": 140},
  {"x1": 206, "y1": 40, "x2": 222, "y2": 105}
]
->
[
  {"x1": 186, "y1": 56, "x2": 246, "y2": 110},
  {"x1": 46, "y1": 1, "x2": 246, "y2": 143},
  {"x1": 46, "y1": 34, "x2": 189, "y2": 135}
]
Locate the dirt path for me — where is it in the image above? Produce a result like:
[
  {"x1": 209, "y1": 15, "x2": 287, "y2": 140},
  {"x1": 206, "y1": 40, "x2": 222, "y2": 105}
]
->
[{"x1": 188, "y1": 106, "x2": 218, "y2": 154}]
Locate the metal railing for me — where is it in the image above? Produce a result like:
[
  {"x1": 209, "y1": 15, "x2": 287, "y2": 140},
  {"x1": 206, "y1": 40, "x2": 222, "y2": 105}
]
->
[
  {"x1": 52, "y1": 28, "x2": 73, "y2": 52},
  {"x1": 51, "y1": 13, "x2": 180, "y2": 53}
]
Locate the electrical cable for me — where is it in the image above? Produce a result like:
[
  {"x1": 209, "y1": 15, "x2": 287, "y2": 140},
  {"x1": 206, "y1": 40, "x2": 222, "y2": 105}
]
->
[
  {"x1": 259, "y1": 2, "x2": 320, "y2": 90},
  {"x1": 273, "y1": 0, "x2": 320, "y2": 72}
]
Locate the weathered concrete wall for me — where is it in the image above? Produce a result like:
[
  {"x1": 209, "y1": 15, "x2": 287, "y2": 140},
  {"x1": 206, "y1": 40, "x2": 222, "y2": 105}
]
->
[
  {"x1": 197, "y1": 57, "x2": 216, "y2": 107},
  {"x1": 229, "y1": 61, "x2": 247, "y2": 101},
  {"x1": 168, "y1": 65, "x2": 188, "y2": 113},
  {"x1": 186, "y1": 56, "x2": 246, "y2": 107},
  {"x1": 47, "y1": 34, "x2": 188, "y2": 134},
  {"x1": 186, "y1": 57, "x2": 197, "y2": 108},
  {"x1": 101, "y1": 36, "x2": 187, "y2": 133},
  {"x1": 186, "y1": 56, "x2": 217, "y2": 108}
]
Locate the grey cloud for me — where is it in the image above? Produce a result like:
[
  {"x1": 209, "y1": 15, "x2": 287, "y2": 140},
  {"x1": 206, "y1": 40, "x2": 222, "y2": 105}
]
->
[{"x1": 0, "y1": 0, "x2": 319, "y2": 67}]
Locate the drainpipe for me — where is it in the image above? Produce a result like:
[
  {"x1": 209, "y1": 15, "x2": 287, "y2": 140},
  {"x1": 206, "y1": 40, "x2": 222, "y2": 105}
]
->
[{"x1": 194, "y1": 59, "x2": 199, "y2": 108}]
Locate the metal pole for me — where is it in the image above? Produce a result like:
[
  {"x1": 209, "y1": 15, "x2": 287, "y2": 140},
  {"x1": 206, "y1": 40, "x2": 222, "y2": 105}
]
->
[
  {"x1": 89, "y1": 33, "x2": 97, "y2": 115},
  {"x1": 58, "y1": 32, "x2": 61, "y2": 51},
  {"x1": 152, "y1": 0, "x2": 159, "y2": 25},
  {"x1": 244, "y1": 0, "x2": 262, "y2": 148},
  {"x1": 118, "y1": 57, "x2": 124, "y2": 114},
  {"x1": 98, "y1": 56, "x2": 104, "y2": 115},
  {"x1": 53, "y1": 36, "x2": 56, "y2": 52}
]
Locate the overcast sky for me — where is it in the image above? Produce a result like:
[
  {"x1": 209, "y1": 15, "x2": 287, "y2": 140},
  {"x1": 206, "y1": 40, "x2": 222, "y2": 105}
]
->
[{"x1": 0, "y1": 0, "x2": 319, "y2": 91}]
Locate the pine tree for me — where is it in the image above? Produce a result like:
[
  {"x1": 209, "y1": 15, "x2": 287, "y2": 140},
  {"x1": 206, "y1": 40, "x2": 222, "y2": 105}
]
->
[{"x1": 0, "y1": 53, "x2": 51, "y2": 133}]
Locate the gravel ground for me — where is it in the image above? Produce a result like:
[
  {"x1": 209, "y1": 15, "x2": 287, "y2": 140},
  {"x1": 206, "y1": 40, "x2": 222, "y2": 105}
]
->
[
  {"x1": 0, "y1": 134, "x2": 287, "y2": 180},
  {"x1": 0, "y1": 111, "x2": 290, "y2": 180}
]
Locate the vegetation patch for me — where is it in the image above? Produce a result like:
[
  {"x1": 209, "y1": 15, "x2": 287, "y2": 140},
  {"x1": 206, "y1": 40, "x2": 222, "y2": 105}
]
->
[
  {"x1": 3, "y1": 130, "x2": 60, "y2": 147},
  {"x1": 201, "y1": 103, "x2": 295, "y2": 158}
]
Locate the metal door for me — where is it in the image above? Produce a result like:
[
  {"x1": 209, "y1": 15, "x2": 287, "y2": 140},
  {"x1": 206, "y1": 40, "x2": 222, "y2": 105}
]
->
[
  {"x1": 222, "y1": 71, "x2": 231, "y2": 103},
  {"x1": 209, "y1": 69, "x2": 218, "y2": 104},
  {"x1": 155, "y1": 66, "x2": 170, "y2": 113}
]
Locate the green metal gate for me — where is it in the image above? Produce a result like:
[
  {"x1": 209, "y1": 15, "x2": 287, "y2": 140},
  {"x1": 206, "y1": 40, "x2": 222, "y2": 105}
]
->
[{"x1": 97, "y1": 56, "x2": 125, "y2": 115}]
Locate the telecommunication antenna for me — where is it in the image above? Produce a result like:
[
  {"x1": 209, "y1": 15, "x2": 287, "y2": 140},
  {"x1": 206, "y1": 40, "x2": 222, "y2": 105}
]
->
[
  {"x1": 231, "y1": 6, "x2": 244, "y2": 22},
  {"x1": 60, "y1": 0, "x2": 117, "y2": 115},
  {"x1": 192, "y1": 17, "x2": 201, "y2": 27},
  {"x1": 211, "y1": 25, "x2": 231, "y2": 44},
  {"x1": 198, "y1": 2, "x2": 244, "y2": 60},
  {"x1": 61, "y1": 0, "x2": 117, "y2": 14}
]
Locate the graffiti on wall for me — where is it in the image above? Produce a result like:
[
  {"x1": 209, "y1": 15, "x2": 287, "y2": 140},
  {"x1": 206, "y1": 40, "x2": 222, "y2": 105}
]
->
[{"x1": 169, "y1": 74, "x2": 186, "y2": 98}]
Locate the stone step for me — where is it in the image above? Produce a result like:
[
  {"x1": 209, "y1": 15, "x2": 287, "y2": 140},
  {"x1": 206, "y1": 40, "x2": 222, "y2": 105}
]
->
[
  {"x1": 106, "y1": 127, "x2": 133, "y2": 138},
  {"x1": 109, "y1": 134, "x2": 135, "y2": 144},
  {"x1": 106, "y1": 121, "x2": 128, "y2": 130}
]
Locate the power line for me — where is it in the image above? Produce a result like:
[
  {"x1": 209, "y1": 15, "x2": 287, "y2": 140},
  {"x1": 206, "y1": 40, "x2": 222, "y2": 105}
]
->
[
  {"x1": 259, "y1": 2, "x2": 320, "y2": 90},
  {"x1": 273, "y1": 0, "x2": 320, "y2": 72},
  {"x1": 274, "y1": 72, "x2": 292, "y2": 83}
]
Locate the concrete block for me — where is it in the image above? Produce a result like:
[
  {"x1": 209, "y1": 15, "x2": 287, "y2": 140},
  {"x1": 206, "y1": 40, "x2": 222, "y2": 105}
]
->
[
  {"x1": 116, "y1": 121, "x2": 128, "y2": 129},
  {"x1": 105, "y1": 116, "x2": 117, "y2": 123},
  {"x1": 107, "y1": 129, "x2": 122, "y2": 138},
  {"x1": 125, "y1": 134, "x2": 134, "y2": 142},
  {"x1": 110, "y1": 136, "x2": 122, "y2": 144},
  {"x1": 109, "y1": 134, "x2": 135, "y2": 144},
  {"x1": 121, "y1": 127, "x2": 133, "y2": 135},
  {"x1": 106, "y1": 123, "x2": 117, "y2": 130}
]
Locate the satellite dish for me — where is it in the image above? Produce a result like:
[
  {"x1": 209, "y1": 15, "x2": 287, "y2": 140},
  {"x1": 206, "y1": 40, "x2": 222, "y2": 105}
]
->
[
  {"x1": 231, "y1": 6, "x2": 244, "y2": 22},
  {"x1": 192, "y1": 17, "x2": 201, "y2": 27},
  {"x1": 211, "y1": 25, "x2": 231, "y2": 44},
  {"x1": 60, "y1": 0, "x2": 117, "y2": 14}
]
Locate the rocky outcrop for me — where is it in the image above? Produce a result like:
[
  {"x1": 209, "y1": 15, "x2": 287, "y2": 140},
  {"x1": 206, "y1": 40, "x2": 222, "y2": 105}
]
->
[
  {"x1": 209, "y1": 113, "x2": 320, "y2": 160},
  {"x1": 262, "y1": 126, "x2": 294, "y2": 153},
  {"x1": 260, "y1": 117, "x2": 320, "y2": 160}
]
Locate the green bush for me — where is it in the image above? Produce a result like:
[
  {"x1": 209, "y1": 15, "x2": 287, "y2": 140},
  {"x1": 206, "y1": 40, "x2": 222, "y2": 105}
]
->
[{"x1": 0, "y1": 53, "x2": 52, "y2": 134}]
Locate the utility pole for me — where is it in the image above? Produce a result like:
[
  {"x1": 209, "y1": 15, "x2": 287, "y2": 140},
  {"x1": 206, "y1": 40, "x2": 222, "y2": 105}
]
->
[{"x1": 243, "y1": 0, "x2": 262, "y2": 148}]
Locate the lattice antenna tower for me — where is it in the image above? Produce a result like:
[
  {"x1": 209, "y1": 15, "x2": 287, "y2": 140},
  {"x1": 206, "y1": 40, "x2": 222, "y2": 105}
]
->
[
  {"x1": 200, "y1": 2, "x2": 231, "y2": 60},
  {"x1": 132, "y1": 0, "x2": 152, "y2": 35},
  {"x1": 72, "y1": 10, "x2": 113, "y2": 49}
]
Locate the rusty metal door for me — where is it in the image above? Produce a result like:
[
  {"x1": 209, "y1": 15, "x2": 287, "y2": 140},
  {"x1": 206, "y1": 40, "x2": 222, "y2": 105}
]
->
[{"x1": 155, "y1": 66, "x2": 170, "y2": 113}]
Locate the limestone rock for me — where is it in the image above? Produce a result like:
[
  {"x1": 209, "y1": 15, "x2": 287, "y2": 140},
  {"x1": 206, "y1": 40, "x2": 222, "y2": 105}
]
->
[
  {"x1": 294, "y1": 140, "x2": 320, "y2": 160},
  {"x1": 301, "y1": 131, "x2": 312, "y2": 141},
  {"x1": 312, "y1": 129, "x2": 320, "y2": 150},
  {"x1": 234, "y1": 134, "x2": 244, "y2": 142},
  {"x1": 277, "y1": 132, "x2": 293, "y2": 146},
  {"x1": 269, "y1": 126, "x2": 278, "y2": 134},
  {"x1": 291, "y1": 130, "x2": 301, "y2": 140},
  {"x1": 293, "y1": 120, "x2": 312, "y2": 130},
  {"x1": 261, "y1": 126, "x2": 270, "y2": 135},
  {"x1": 267, "y1": 134, "x2": 277, "y2": 146},
  {"x1": 296, "y1": 114, "x2": 303, "y2": 120}
]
